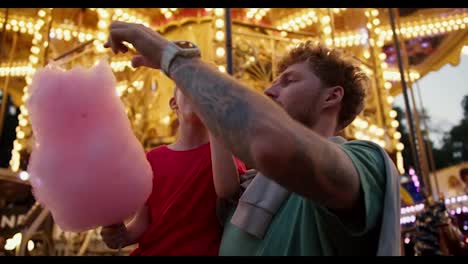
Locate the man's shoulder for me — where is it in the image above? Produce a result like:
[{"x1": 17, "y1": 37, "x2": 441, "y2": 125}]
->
[
  {"x1": 341, "y1": 140, "x2": 385, "y2": 160},
  {"x1": 339, "y1": 140, "x2": 387, "y2": 180},
  {"x1": 343, "y1": 139, "x2": 382, "y2": 149}
]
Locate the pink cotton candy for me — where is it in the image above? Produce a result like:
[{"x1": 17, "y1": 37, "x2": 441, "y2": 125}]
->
[{"x1": 26, "y1": 59, "x2": 153, "y2": 232}]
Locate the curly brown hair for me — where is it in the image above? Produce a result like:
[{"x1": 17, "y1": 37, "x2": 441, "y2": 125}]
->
[
  {"x1": 277, "y1": 41, "x2": 369, "y2": 130},
  {"x1": 460, "y1": 168, "x2": 468, "y2": 182}
]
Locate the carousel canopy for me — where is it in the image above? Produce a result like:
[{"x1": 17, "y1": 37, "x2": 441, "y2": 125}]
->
[{"x1": 0, "y1": 8, "x2": 467, "y2": 174}]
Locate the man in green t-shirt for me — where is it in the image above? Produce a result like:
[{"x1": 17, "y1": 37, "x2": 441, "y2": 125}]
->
[
  {"x1": 216, "y1": 44, "x2": 400, "y2": 256},
  {"x1": 104, "y1": 22, "x2": 401, "y2": 256}
]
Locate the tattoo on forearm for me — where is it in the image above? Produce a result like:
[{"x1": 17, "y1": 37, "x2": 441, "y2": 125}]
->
[{"x1": 170, "y1": 58, "x2": 256, "y2": 165}]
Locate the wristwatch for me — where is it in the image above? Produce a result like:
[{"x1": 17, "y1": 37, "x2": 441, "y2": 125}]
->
[{"x1": 161, "y1": 40, "x2": 201, "y2": 77}]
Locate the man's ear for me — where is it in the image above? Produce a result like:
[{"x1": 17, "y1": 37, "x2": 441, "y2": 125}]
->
[
  {"x1": 169, "y1": 97, "x2": 177, "y2": 110},
  {"x1": 323, "y1": 86, "x2": 344, "y2": 109}
]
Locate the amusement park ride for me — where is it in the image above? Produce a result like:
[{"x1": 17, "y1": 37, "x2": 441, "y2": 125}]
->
[{"x1": 0, "y1": 8, "x2": 467, "y2": 255}]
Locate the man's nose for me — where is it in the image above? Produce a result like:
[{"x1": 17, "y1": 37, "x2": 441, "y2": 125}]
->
[{"x1": 264, "y1": 84, "x2": 279, "y2": 99}]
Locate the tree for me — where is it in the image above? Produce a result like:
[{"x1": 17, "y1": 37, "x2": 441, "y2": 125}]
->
[
  {"x1": 393, "y1": 105, "x2": 450, "y2": 172},
  {"x1": 397, "y1": 94, "x2": 468, "y2": 171},
  {"x1": 436, "y1": 94, "x2": 468, "y2": 167},
  {"x1": 394, "y1": 106, "x2": 411, "y2": 169}
]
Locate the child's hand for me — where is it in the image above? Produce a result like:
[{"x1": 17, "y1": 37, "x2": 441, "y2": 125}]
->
[{"x1": 100, "y1": 223, "x2": 129, "y2": 249}]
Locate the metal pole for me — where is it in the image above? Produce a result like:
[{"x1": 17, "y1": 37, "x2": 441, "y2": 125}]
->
[
  {"x1": 0, "y1": 8, "x2": 9, "y2": 56},
  {"x1": 398, "y1": 27, "x2": 432, "y2": 196},
  {"x1": 77, "y1": 230, "x2": 94, "y2": 256},
  {"x1": 17, "y1": 208, "x2": 50, "y2": 256},
  {"x1": 224, "y1": 8, "x2": 233, "y2": 75},
  {"x1": 0, "y1": 32, "x2": 18, "y2": 143},
  {"x1": 364, "y1": 11, "x2": 386, "y2": 129},
  {"x1": 43, "y1": 10, "x2": 54, "y2": 66},
  {"x1": 388, "y1": 8, "x2": 424, "y2": 188},
  {"x1": 415, "y1": 80, "x2": 441, "y2": 198}
]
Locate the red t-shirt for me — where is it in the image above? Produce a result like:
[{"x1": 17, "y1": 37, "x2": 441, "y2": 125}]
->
[{"x1": 130, "y1": 142, "x2": 246, "y2": 256}]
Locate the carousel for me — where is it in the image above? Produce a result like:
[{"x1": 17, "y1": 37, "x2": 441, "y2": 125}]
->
[{"x1": 0, "y1": 8, "x2": 467, "y2": 256}]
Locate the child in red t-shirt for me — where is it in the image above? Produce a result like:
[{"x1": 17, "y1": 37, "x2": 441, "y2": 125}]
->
[{"x1": 100, "y1": 87, "x2": 245, "y2": 255}]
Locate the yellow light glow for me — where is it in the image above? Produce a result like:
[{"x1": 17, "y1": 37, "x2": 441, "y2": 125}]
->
[
  {"x1": 396, "y1": 142, "x2": 404, "y2": 151},
  {"x1": 384, "y1": 82, "x2": 392, "y2": 89},
  {"x1": 98, "y1": 20, "x2": 107, "y2": 28},
  {"x1": 20, "y1": 106, "x2": 29, "y2": 116},
  {"x1": 27, "y1": 240, "x2": 35, "y2": 251},
  {"x1": 391, "y1": 120, "x2": 399, "y2": 128},
  {"x1": 160, "y1": 115, "x2": 171, "y2": 125},
  {"x1": 4, "y1": 233, "x2": 22, "y2": 251},
  {"x1": 98, "y1": 32, "x2": 106, "y2": 41},
  {"x1": 215, "y1": 30, "x2": 225, "y2": 41},
  {"x1": 462, "y1": 45, "x2": 468, "y2": 55},
  {"x1": 361, "y1": 120, "x2": 369, "y2": 129},
  {"x1": 214, "y1": 8, "x2": 224, "y2": 16},
  {"x1": 215, "y1": 19, "x2": 224, "y2": 28},
  {"x1": 394, "y1": 131, "x2": 402, "y2": 140},
  {"x1": 376, "y1": 128, "x2": 385, "y2": 137},
  {"x1": 19, "y1": 119, "x2": 28, "y2": 127},
  {"x1": 377, "y1": 140, "x2": 386, "y2": 148},
  {"x1": 216, "y1": 47, "x2": 226, "y2": 57},
  {"x1": 218, "y1": 65, "x2": 226, "y2": 72},
  {"x1": 379, "y1": 53, "x2": 387, "y2": 60},
  {"x1": 13, "y1": 140, "x2": 22, "y2": 151},
  {"x1": 354, "y1": 131, "x2": 364, "y2": 139},
  {"x1": 397, "y1": 151, "x2": 405, "y2": 174},
  {"x1": 29, "y1": 55, "x2": 38, "y2": 65},
  {"x1": 99, "y1": 10, "x2": 109, "y2": 19},
  {"x1": 34, "y1": 33, "x2": 43, "y2": 41},
  {"x1": 363, "y1": 50, "x2": 370, "y2": 59},
  {"x1": 30, "y1": 46, "x2": 40, "y2": 54},
  {"x1": 321, "y1": 16, "x2": 330, "y2": 24},
  {"x1": 17, "y1": 131, "x2": 25, "y2": 139}
]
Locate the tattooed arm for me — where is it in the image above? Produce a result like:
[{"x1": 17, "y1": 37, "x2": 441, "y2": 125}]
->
[
  {"x1": 105, "y1": 22, "x2": 361, "y2": 210},
  {"x1": 169, "y1": 57, "x2": 360, "y2": 210},
  {"x1": 209, "y1": 132, "x2": 241, "y2": 200}
]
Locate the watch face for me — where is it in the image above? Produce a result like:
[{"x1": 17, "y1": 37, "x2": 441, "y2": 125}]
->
[{"x1": 174, "y1": 41, "x2": 197, "y2": 49}]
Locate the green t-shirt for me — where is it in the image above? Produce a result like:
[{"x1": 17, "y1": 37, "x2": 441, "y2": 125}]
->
[{"x1": 219, "y1": 141, "x2": 386, "y2": 256}]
